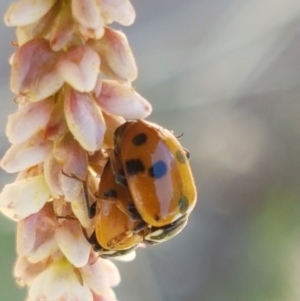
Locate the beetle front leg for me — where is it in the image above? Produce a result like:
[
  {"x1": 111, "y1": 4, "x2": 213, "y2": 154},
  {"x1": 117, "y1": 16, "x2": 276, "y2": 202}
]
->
[
  {"x1": 60, "y1": 170, "x2": 96, "y2": 219},
  {"x1": 80, "y1": 181, "x2": 97, "y2": 219}
]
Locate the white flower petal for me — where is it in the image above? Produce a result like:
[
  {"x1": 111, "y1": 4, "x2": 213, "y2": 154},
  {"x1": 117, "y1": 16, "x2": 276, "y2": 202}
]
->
[
  {"x1": 64, "y1": 89, "x2": 106, "y2": 152},
  {"x1": 55, "y1": 220, "x2": 91, "y2": 267},
  {"x1": 44, "y1": 154, "x2": 63, "y2": 198},
  {"x1": 101, "y1": 0, "x2": 135, "y2": 26},
  {"x1": 95, "y1": 80, "x2": 152, "y2": 118},
  {"x1": 29, "y1": 269, "x2": 63, "y2": 300},
  {"x1": 16, "y1": 165, "x2": 42, "y2": 181},
  {"x1": 103, "y1": 112, "x2": 125, "y2": 148},
  {"x1": 71, "y1": 189, "x2": 93, "y2": 229},
  {"x1": 17, "y1": 212, "x2": 38, "y2": 256},
  {"x1": 56, "y1": 45, "x2": 100, "y2": 92},
  {"x1": 49, "y1": 4, "x2": 74, "y2": 51},
  {"x1": 16, "y1": 2, "x2": 59, "y2": 46},
  {"x1": 0, "y1": 175, "x2": 51, "y2": 220},
  {"x1": 44, "y1": 100, "x2": 69, "y2": 141},
  {"x1": 1, "y1": 140, "x2": 52, "y2": 173},
  {"x1": 10, "y1": 38, "x2": 64, "y2": 102},
  {"x1": 6, "y1": 97, "x2": 54, "y2": 144},
  {"x1": 5, "y1": 0, "x2": 56, "y2": 26},
  {"x1": 53, "y1": 136, "x2": 88, "y2": 181},
  {"x1": 81, "y1": 257, "x2": 120, "y2": 294},
  {"x1": 90, "y1": 28, "x2": 137, "y2": 81},
  {"x1": 101, "y1": 260, "x2": 121, "y2": 287},
  {"x1": 14, "y1": 256, "x2": 47, "y2": 286},
  {"x1": 28, "y1": 237, "x2": 58, "y2": 264},
  {"x1": 69, "y1": 281, "x2": 93, "y2": 301},
  {"x1": 0, "y1": 207, "x2": 18, "y2": 221},
  {"x1": 94, "y1": 75, "x2": 102, "y2": 98},
  {"x1": 60, "y1": 173, "x2": 83, "y2": 202},
  {"x1": 79, "y1": 23, "x2": 105, "y2": 40},
  {"x1": 72, "y1": 0, "x2": 102, "y2": 29},
  {"x1": 17, "y1": 204, "x2": 58, "y2": 263},
  {"x1": 62, "y1": 140, "x2": 88, "y2": 181},
  {"x1": 93, "y1": 289, "x2": 118, "y2": 301},
  {"x1": 29, "y1": 259, "x2": 93, "y2": 301}
]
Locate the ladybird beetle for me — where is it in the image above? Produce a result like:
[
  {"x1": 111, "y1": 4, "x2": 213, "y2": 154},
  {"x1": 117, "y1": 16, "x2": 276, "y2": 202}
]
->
[
  {"x1": 86, "y1": 159, "x2": 145, "y2": 257},
  {"x1": 111, "y1": 119, "x2": 197, "y2": 243},
  {"x1": 86, "y1": 119, "x2": 197, "y2": 255},
  {"x1": 87, "y1": 159, "x2": 190, "y2": 256}
]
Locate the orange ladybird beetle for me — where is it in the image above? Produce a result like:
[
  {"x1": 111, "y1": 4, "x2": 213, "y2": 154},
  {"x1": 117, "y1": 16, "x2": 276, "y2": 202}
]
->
[
  {"x1": 86, "y1": 159, "x2": 144, "y2": 257},
  {"x1": 111, "y1": 119, "x2": 197, "y2": 244},
  {"x1": 87, "y1": 119, "x2": 197, "y2": 256}
]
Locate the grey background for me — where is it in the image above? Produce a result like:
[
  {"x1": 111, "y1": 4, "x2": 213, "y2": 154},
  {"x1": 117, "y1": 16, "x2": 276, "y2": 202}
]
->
[{"x1": 1, "y1": 0, "x2": 300, "y2": 300}]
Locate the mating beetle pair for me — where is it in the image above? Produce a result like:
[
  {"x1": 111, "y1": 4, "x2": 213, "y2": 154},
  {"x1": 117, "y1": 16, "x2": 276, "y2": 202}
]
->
[{"x1": 86, "y1": 119, "x2": 197, "y2": 257}]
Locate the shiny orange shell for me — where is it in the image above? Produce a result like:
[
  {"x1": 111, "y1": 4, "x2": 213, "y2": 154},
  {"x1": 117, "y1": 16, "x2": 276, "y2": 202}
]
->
[
  {"x1": 95, "y1": 160, "x2": 143, "y2": 251},
  {"x1": 114, "y1": 119, "x2": 197, "y2": 227}
]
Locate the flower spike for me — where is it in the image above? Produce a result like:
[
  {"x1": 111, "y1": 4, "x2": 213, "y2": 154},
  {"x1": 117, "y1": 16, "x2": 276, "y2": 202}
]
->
[{"x1": 1, "y1": 0, "x2": 154, "y2": 300}]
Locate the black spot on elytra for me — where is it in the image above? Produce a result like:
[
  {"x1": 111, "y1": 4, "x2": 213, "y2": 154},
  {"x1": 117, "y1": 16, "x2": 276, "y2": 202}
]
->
[
  {"x1": 132, "y1": 133, "x2": 147, "y2": 146},
  {"x1": 178, "y1": 196, "x2": 189, "y2": 213},
  {"x1": 125, "y1": 159, "x2": 145, "y2": 176},
  {"x1": 103, "y1": 189, "x2": 117, "y2": 198},
  {"x1": 175, "y1": 150, "x2": 187, "y2": 164},
  {"x1": 149, "y1": 160, "x2": 168, "y2": 179}
]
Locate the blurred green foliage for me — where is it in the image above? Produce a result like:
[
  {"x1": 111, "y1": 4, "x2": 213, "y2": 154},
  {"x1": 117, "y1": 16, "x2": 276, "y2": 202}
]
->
[{"x1": 0, "y1": 233, "x2": 26, "y2": 300}]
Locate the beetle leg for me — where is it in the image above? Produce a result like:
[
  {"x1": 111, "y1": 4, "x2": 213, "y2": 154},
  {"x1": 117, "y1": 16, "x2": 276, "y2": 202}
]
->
[
  {"x1": 60, "y1": 170, "x2": 97, "y2": 219},
  {"x1": 175, "y1": 132, "x2": 192, "y2": 157},
  {"x1": 81, "y1": 229, "x2": 101, "y2": 252},
  {"x1": 79, "y1": 181, "x2": 97, "y2": 219},
  {"x1": 88, "y1": 200, "x2": 97, "y2": 219},
  {"x1": 87, "y1": 231, "x2": 101, "y2": 252},
  {"x1": 74, "y1": 178, "x2": 99, "y2": 220}
]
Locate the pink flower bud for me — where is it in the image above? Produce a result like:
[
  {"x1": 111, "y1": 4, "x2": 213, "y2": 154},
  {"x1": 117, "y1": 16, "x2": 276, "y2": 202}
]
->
[
  {"x1": 95, "y1": 80, "x2": 152, "y2": 118},
  {"x1": 64, "y1": 88, "x2": 106, "y2": 152},
  {"x1": 11, "y1": 38, "x2": 64, "y2": 102},
  {"x1": 90, "y1": 27, "x2": 137, "y2": 81},
  {"x1": 5, "y1": 0, "x2": 57, "y2": 27}
]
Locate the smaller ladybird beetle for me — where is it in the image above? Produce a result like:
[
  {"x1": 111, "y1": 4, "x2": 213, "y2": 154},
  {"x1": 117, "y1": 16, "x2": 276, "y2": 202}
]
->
[
  {"x1": 86, "y1": 159, "x2": 144, "y2": 257},
  {"x1": 111, "y1": 119, "x2": 197, "y2": 244}
]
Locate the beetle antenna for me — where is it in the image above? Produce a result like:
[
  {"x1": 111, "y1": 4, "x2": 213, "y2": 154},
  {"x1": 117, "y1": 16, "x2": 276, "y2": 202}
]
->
[{"x1": 176, "y1": 132, "x2": 184, "y2": 139}]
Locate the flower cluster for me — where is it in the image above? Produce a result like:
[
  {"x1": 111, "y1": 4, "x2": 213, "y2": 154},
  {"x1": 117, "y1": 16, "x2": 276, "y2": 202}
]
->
[{"x1": 0, "y1": 0, "x2": 152, "y2": 300}]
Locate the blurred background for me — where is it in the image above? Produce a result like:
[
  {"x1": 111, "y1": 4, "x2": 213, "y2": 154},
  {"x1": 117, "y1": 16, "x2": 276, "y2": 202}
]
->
[{"x1": 0, "y1": 0, "x2": 300, "y2": 300}]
